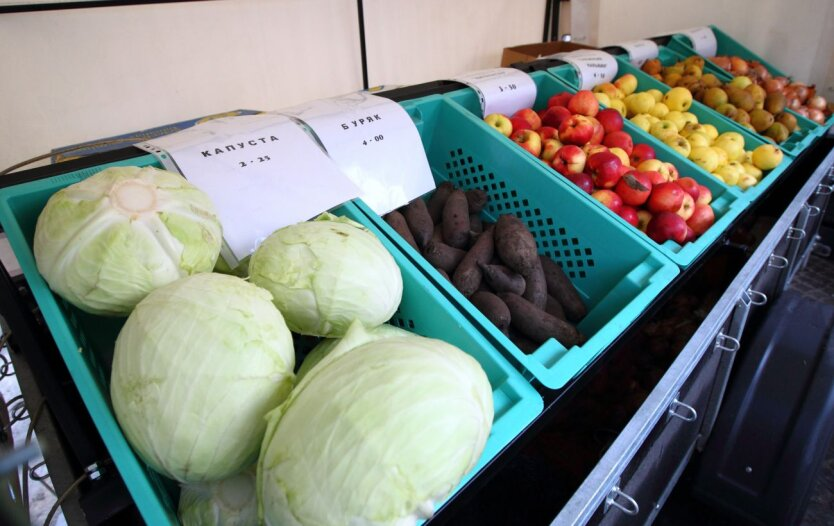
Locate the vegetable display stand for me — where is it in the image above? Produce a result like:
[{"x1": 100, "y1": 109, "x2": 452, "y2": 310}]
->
[
  {"x1": 574, "y1": 53, "x2": 794, "y2": 204},
  {"x1": 448, "y1": 71, "x2": 748, "y2": 267},
  {"x1": 0, "y1": 153, "x2": 543, "y2": 524},
  {"x1": 357, "y1": 94, "x2": 679, "y2": 390}
]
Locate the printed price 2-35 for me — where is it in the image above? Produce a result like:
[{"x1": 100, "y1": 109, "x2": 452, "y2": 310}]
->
[
  {"x1": 362, "y1": 134, "x2": 384, "y2": 146},
  {"x1": 239, "y1": 156, "x2": 272, "y2": 168},
  {"x1": 498, "y1": 84, "x2": 517, "y2": 92}
]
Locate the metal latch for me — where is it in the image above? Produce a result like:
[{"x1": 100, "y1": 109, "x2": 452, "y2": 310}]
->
[{"x1": 604, "y1": 482, "x2": 640, "y2": 516}]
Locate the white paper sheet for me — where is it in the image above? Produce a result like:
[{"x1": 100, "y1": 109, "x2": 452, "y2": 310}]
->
[
  {"x1": 617, "y1": 39, "x2": 660, "y2": 68},
  {"x1": 450, "y1": 68, "x2": 537, "y2": 118},
  {"x1": 550, "y1": 50, "x2": 619, "y2": 90},
  {"x1": 680, "y1": 27, "x2": 718, "y2": 58}
]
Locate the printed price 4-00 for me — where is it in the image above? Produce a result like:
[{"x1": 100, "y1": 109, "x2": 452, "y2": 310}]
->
[
  {"x1": 239, "y1": 156, "x2": 272, "y2": 168},
  {"x1": 362, "y1": 135, "x2": 384, "y2": 146}
]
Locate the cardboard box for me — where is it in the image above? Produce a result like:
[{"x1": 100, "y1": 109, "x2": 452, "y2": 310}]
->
[{"x1": 501, "y1": 41, "x2": 597, "y2": 67}]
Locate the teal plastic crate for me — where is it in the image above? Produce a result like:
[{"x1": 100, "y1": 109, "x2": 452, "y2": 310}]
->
[
  {"x1": 668, "y1": 25, "x2": 834, "y2": 132},
  {"x1": 607, "y1": 55, "x2": 793, "y2": 203},
  {"x1": 356, "y1": 94, "x2": 680, "y2": 390},
  {"x1": 0, "y1": 155, "x2": 542, "y2": 524},
  {"x1": 450, "y1": 70, "x2": 747, "y2": 267}
]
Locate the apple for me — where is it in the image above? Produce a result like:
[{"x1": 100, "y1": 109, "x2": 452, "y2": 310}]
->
[
  {"x1": 630, "y1": 143, "x2": 656, "y2": 166},
  {"x1": 684, "y1": 226, "x2": 697, "y2": 243},
  {"x1": 751, "y1": 144, "x2": 783, "y2": 170},
  {"x1": 541, "y1": 139, "x2": 563, "y2": 163},
  {"x1": 594, "y1": 92, "x2": 611, "y2": 107},
  {"x1": 686, "y1": 204, "x2": 715, "y2": 234},
  {"x1": 642, "y1": 170, "x2": 667, "y2": 186},
  {"x1": 593, "y1": 82, "x2": 624, "y2": 101},
  {"x1": 689, "y1": 146, "x2": 720, "y2": 173},
  {"x1": 484, "y1": 113, "x2": 512, "y2": 137},
  {"x1": 676, "y1": 177, "x2": 700, "y2": 201},
  {"x1": 626, "y1": 92, "x2": 655, "y2": 116},
  {"x1": 617, "y1": 205, "x2": 640, "y2": 226},
  {"x1": 588, "y1": 117, "x2": 605, "y2": 145},
  {"x1": 511, "y1": 129, "x2": 542, "y2": 157},
  {"x1": 559, "y1": 115, "x2": 596, "y2": 145},
  {"x1": 650, "y1": 120, "x2": 679, "y2": 141},
  {"x1": 638, "y1": 159, "x2": 672, "y2": 181},
  {"x1": 646, "y1": 211, "x2": 688, "y2": 244},
  {"x1": 614, "y1": 74, "x2": 638, "y2": 96},
  {"x1": 696, "y1": 185, "x2": 712, "y2": 206},
  {"x1": 539, "y1": 126, "x2": 559, "y2": 141},
  {"x1": 636, "y1": 210, "x2": 652, "y2": 232},
  {"x1": 615, "y1": 172, "x2": 652, "y2": 206},
  {"x1": 648, "y1": 182, "x2": 685, "y2": 213},
  {"x1": 603, "y1": 131, "x2": 634, "y2": 155},
  {"x1": 630, "y1": 114, "x2": 653, "y2": 132},
  {"x1": 510, "y1": 115, "x2": 532, "y2": 133},
  {"x1": 541, "y1": 106, "x2": 572, "y2": 129},
  {"x1": 548, "y1": 92, "x2": 573, "y2": 108},
  {"x1": 738, "y1": 173, "x2": 758, "y2": 190},
  {"x1": 592, "y1": 189, "x2": 623, "y2": 213},
  {"x1": 568, "y1": 90, "x2": 600, "y2": 117},
  {"x1": 609, "y1": 99, "x2": 627, "y2": 118},
  {"x1": 512, "y1": 108, "x2": 541, "y2": 131},
  {"x1": 587, "y1": 151, "x2": 624, "y2": 189},
  {"x1": 648, "y1": 102, "x2": 670, "y2": 119},
  {"x1": 564, "y1": 172, "x2": 594, "y2": 194},
  {"x1": 583, "y1": 144, "x2": 609, "y2": 158},
  {"x1": 676, "y1": 193, "x2": 696, "y2": 221},
  {"x1": 551, "y1": 145, "x2": 587, "y2": 175},
  {"x1": 664, "y1": 135, "x2": 692, "y2": 158},
  {"x1": 662, "y1": 87, "x2": 693, "y2": 112},
  {"x1": 597, "y1": 108, "x2": 624, "y2": 134},
  {"x1": 664, "y1": 162, "x2": 679, "y2": 181},
  {"x1": 686, "y1": 133, "x2": 711, "y2": 150},
  {"x1": 608, "y1": 147, "x2": 630, "y2": 167}
]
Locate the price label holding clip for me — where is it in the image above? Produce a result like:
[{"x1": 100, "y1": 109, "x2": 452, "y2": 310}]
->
[
  {"x1": 449, "y1": 68, "x2": 537, "y2": 118},
  {"x1": 140, "y1": 113, "x2": 361, "y2": 265},
  {"x1": 617, "y1": 39, "x2": 659, "y2": 68},
  {"x1": 550, "y1": 50, "x2": 618, "y2": 90},
  {"x1": 679, "y1": 26, "x2": 717, "y2": 58},
  {"x1": 279, "y1": 92, "x2": 435, "y2": 216}
]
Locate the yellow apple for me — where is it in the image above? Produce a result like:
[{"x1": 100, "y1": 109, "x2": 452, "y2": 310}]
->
[
  {"x1": 650, "y1": 120, "x2": 679, "y2": 141},
  {"x1": 594, "y1": 92, "x2": 611, "y2": 107},
  {"x1": 714, "y1": 137, "x2": 745, "y2": 161},
  {"x1": 737, "y1": 173, "x2": 758, "y2": 190},
  {"x1": 593, "y1": 82, "x2": 622, "y2": 100},
  {"x1": 742, "y1": 163, "x2": 763, "y2": 179},
  {"x1": 689, "y1": 146, "x2": 720, "y2": 172},
  {"x1": 665, "y1": 111, "x2": 687, "y2": 132},
  {"x1": 701, "y1": 124, "x2": 719, "y2": 142},
  {"x1": 625, "y1": 92, "x2": 655, "y2": 116},
  {"x1": 717, "y1": 131, "x2": 745, "y2": 147},
  {"x1": 715, "y1": 164, "x2": 741, "y2": 185},
  {"x1": 686, "y1": 132, "x2": 711, "y2": 149},
  {"x1": 681, "y1": 112, "x2": 698, "y2": 126},
  {"x1": 630, "y1": 114, "x2": 652, "y2": 132},
  {"x1": 712, "y1": 146, "x2": 729, "y2": 167},
  {"x1": 648, "y1": 102, "x2": 670, "y2": 119},
  {"x1": 609, "y1": 147, "x2": 630, "y2": 166},
  {"x1": 751, "y1": 144, "x2": 784, "y2": 170},
  {"x1": 664, "y1": 135, "x2": 692, "y2": 158},
  {"x1": 646, "y1": 89, "x2": 663, "y2": 103},
  {"x1": 729, "y1": 75, "x2": 753, "y2": 89},
  {"x1": 614, "y1": 74, "x2": 639, "y2": 96},
  {"x1": 608, "y1": 98, "x2": 627, "y2": 117},
  {"x1": 638, "y1": 159, "x2": 667, "y2": 175},
  {"x1": 662, "y1": 87, "x2": 693, "y2": 112},
  {"x1": 647, "y1": 115, "x2": 661, "y2": 124}
]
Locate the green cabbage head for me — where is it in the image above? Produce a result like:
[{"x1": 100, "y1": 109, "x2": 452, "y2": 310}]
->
[
  {"x1": 34, "y1": 165, "x2": 222, "y2": 316},
  {"x1": 248, "y1": 213, "x2": 402, "y2": 338},
  {"x1": 258, "y1": 321, "x2": 493, "y2": 525},
  {"x1": 178, "y1": 466, "x2": 257, "y2": 526},
  {"x1": 111, "y1": 273, "x2": 295, "y2": 483}
]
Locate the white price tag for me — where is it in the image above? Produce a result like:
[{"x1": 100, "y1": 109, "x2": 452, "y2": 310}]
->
[
  {"x1": 679, "y1": 26, "x2": 718, "y2": 58},
  {"x1": 550, "y1": 50, "x2": 618, "y2": 90},
  {"x1": 449, "y1": 68, "x2": 537, "y2": 118},
  {"x1": 617, "y1": 39, "x2": 659, "y2": 68},
  {"x1": 279, "y1": 92, "x2": 435, "y2": 215},
  {"x1": 141, "y1": 114, "x2": 361, "y2": 264}
]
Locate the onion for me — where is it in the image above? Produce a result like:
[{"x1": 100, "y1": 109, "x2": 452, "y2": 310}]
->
[
  {"x1": 808, "y1": 108, "x2": 826, "y2": 124},
  {"x1": 808, "y1": 95, "x2": 827, "y2": 111},
  {"x1": 752, "y1": 63, "x2": 770, "y2": 82},
  {"x1": 712, "y1": 56, "x2": 732, "y2": 71},
  {"x1": 797, "y1": 107, "x2": 810, "y2": 118},
  {"x1": 763, "y1": 78, "x2": 783, "y2": 93},
  {"x1": 793, "y1": 84, "x2": 810, "y2": 103},
  {"x1": 787, "y1": 97, "x2": 801, "y2": 110},
  {"x1": 730, "y1": 56, "x2": 749, "y2": 76},
  {"x1": 774, "y1": 77, "x2": 790, "y2": 90}
]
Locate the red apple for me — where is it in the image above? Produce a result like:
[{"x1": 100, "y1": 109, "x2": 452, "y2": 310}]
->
[
  {"x1": 597, "y1": 108, "x2": 624, "y2": 134},
  {"x1": 696, "y1": 185, "x2": 713, "y2": 206},
  {"x1": 636, "y1": 210, "x2": 652, "y2": 232},
  {"x1": 559, "y1": 115, "x2": 596, "y2": 145},
  {"x1": 664, "y1": 162, "x2": 680, "y2": 181},
  {"x1": 551, "y1": 145, "x2": 587, "y2": 175},
  {"x1": 587, "y1": 151, "x2": 624, "y2": 189},
  {"x1": 617, "y1": 205, "x2": 640, "y2": 227},
  {"x1": 646, "y1": 211, "x2": 688, "y2": 244},
  {"x1": 592, "y1": 189, "x2": 623, "y2": 213},
  {"x1": 684, "y1": 225, "x2": 697, "y2": 243},
  {"x1": 630, "y1": 143, "x2": 656, "y2": 166},
  {"x1": 512, "y1": 108, "x2": 541, "y2": 131},
  {"x1": 541, "y1": 139, "x2": 563, "y2": 163},
  {"x1": 615, "y1": 171, "x2": 652, "y2": 206},
  {"x1": 539, "y1": 126, "x2": 559, "y2": 141},
  {"x1": 647, "y1": 182, "x2": 685, "y2": 213},
  {"x1": 676, "y1": 177, "x2": 700, "y2": 201},
  {"x1": 603, "y1": 131, "x2": 634, "y2": 156},
  {"x1": 583, "y1": 144, "x2": 609, "y2": 158},
  {"x1": 568, "y1": 90, "x2": 600, "y2": 117},
  {"x1": 588, "y1": 117, "x2": 605, "y2": 145},
  {"x1": 511, "y1": 129, "x2": 542, "y2": 157},
  {"x1": 510, "y1": 116, "x2": 532, "y2": 133},
  {"x1": 687, "y1": 204, "x2": 715, "y2": 234},
  {"x1": 484, "y1": 113, "x2": 512, "y2": 137},
  {"x1": 548, "y1": 92, "x2": 573, "y2": 108},
  {"x1": 541, "y1": 106, "x2": 572, "y2": 129},
  {"x1": 564, "y1": 172, "x2": 594, "y2": 194},
  {"x1": 676, "y1": 193, "x2": 696, "y2": 221},
  {"x1": 643, "y1": 170, "x2": 667, "y2": 186}
]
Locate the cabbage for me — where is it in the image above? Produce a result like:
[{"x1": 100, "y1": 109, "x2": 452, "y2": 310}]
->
[
  {"x1": 258, "y1": 321, "x2": 493, "y2": 525},
  {"x1": 248, "y1": 213, "x2": 402, "y2": 338},
  {"x1": 34, "y1": 165, "x2": 222, "y2": 316},
  {"x1": 178, "y1": 467, "x2": 257, "y2": 526},
  {"x1": 111, "y1": 273, "x2": 295, "y2": 483}
]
